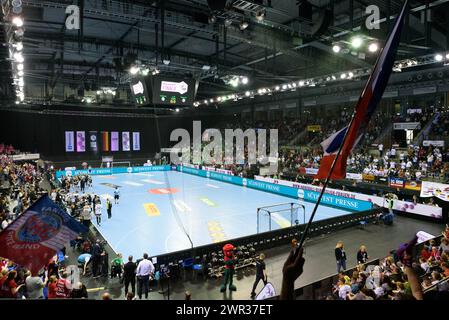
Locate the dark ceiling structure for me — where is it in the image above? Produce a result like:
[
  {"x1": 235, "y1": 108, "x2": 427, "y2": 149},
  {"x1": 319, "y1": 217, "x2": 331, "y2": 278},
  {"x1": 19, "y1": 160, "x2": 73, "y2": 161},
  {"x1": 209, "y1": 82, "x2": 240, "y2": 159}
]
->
[{"x1": 0, "y1": 0, "x2": 448, "y2": 107}]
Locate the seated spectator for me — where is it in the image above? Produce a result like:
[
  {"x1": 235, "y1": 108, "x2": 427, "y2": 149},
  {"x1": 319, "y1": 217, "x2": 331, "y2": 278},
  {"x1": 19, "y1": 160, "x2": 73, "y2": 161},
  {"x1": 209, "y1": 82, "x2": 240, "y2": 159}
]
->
[{"x1": 70, "y1": 282, "x2": 88, "y2": 299}]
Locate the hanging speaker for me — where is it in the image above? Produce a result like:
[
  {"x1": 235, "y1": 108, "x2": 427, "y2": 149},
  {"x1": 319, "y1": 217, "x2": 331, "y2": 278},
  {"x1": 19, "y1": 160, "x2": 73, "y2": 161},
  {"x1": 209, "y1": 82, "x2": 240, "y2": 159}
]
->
[{"x1": 207, "y1": 0, "x2": 226, "y2": 11}]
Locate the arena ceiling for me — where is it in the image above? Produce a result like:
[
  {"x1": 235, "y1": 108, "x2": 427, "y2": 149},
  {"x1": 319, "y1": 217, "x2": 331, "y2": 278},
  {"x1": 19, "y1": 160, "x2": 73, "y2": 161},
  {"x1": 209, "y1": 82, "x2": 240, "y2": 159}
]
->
[{"x1": 1, "y1": 0, "x2": 449, "y2": 106}]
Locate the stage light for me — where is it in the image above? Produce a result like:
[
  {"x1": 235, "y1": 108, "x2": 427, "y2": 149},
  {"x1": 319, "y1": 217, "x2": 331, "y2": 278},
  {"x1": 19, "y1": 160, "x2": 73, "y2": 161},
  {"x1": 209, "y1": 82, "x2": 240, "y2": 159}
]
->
[
  {"x1": 17, "y1": 63, "x2": 23, "y2": 71},
  {"x1": 239, "y1": 21, "x2": 249, "y2": 30},
  {"x1": 14, "y1": 52, "x2": 24, "y2": 63},
  {"x1": 217, "y1": 97, "x2": 222, "y2": 102},
  {"x1": 340, "y1": 73, "x2": 347, "y2": 79},
  {"x1": 17, "y1": 70, "x2": 24, "y2": 76},
  {"x1": 255, "y1": 10, "x2": 265, "y2": 22},
  {"x1": 15, "y1": 42, "x2": 23, "y2": 51},
  {"x1": 282, "y1": 84, "x2": 287, "y2": 90},
  {"x1": 351, "y1": 36, "x2": 363, "y2": 48},
  {"x1": 446, "y1": 53, "x2": 449, "y2": 60},
  {"x1": 208, "y1": 15, "x2": 216, "y2": 24},
  {"x1": 368, "y1": 43, "x2": 378, "y2": 52},
  {"x1": 86, "y1": 98, "x2": 92, "y2": 103},
  {"x1": 204, "y1": 100, "x2": 208, "y2": 104},
  {"x1": 12, "y1": 17, "x2": 23, "y2": 27},
  {"x1": 348, "y1": 72, "x2": 354, "y2": 78},
  {"x1": 275, "y1": 86, "x2": 280, "y2": 91},
  {"x1": 175, "y1": 108, "x2": 180, "y2": 112},
  {"x1": 435, "y1": 54, "x2": 443, "y2": 62},
  {"x1": 245, "y1": 91, "x2": 250, "y2": 96},
  {"x1": 96, "y1": 90, "x2": 101, "y2": 95},
  {"x1": 130, "y1": 66, "x2": 139, "y2": 74},
  {"x1": 210, "y1": 98, "x2": 214, "y2": 103},
  {"x1": 142, "y1": 68, "x2": 149, "y2": 76},
  {"x1": 241, "y1": 76, "x2": 249, "y2": 85},
  {"x1": 163, "y1": 59, "x2": 170, "y2": 65},
  {"x1": 332, "y1": 45, "x2": 341, "y2": 53},
  {"x1": 230, "y1": 78, "x2": 239, "y2": 87},
  {"x1": 299, "y1": 81, "x2": 304, "y2": 87}
]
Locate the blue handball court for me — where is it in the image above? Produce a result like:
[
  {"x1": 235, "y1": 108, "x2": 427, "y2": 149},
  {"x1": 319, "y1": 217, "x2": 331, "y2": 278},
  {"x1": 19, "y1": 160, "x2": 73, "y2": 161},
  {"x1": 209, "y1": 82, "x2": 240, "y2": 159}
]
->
[{"x1": 90, "y1": 171, "x2": 352, "y2": 258}]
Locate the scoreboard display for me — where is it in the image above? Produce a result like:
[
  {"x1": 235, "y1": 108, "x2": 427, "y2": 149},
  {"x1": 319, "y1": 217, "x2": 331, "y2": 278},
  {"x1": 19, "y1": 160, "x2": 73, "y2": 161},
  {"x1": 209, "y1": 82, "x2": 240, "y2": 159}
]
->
[
  {"x1": 130, "y1": 77, "x2": 151, "y2": 105},
  {"x1": 151, "y1": 76, "x2": 198, "y2": 106}
]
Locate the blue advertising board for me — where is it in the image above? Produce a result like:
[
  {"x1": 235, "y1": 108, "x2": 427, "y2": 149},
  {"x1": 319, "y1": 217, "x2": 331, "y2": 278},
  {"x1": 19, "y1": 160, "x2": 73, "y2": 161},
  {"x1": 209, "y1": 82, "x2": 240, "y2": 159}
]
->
[
  {"x1": 178, "y1": 166, "x2": 372, "y2": 212},
  {"x1": 56, "y1": 165, "x2": 171, "y2": 178}
]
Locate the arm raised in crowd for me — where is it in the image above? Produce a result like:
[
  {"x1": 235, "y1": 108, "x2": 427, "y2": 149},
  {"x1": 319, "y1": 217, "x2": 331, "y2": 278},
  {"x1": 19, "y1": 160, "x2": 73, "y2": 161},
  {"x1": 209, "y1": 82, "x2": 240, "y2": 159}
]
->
[{"x1": 280, "y1": 247, "x2": 305, "y2": 300}]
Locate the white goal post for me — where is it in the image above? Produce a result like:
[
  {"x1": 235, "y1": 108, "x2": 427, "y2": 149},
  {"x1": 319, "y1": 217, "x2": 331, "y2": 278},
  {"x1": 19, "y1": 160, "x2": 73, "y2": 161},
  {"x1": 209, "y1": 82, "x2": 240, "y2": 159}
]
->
[{"x1": 111, "y1": 161, "x2": 131, "y2": 172}]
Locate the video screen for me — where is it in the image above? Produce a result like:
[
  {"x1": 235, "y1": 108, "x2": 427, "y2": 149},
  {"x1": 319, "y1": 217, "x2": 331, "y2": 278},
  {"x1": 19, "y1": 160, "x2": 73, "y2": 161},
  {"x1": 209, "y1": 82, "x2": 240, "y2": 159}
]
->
[
  {"x1": 151, "y1": 76, "x2": 198, "y2": 106},
  {"x1": 130, "y1": 77, "x2": 151, "y2": 105}
]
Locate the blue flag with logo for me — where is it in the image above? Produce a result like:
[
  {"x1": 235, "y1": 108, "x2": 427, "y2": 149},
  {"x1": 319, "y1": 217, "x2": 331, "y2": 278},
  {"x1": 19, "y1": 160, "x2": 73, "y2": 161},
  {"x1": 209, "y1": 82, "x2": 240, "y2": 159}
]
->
[{"x1": 0, "y1": 195, "x2": 88, "y2": 274}]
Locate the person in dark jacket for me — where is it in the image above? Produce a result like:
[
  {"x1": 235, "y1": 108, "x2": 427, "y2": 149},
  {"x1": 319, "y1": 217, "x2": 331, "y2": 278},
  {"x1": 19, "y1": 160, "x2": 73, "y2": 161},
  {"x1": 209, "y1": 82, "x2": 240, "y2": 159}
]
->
[
  {"x1": 335, "y1": 241, "x2": 347, "y2": 273},
  {"x1": 357, "y1": 245, "x2": 369, "y2": 264},
  {"x1": 123, "y1": 255, "x2": 137, "y2": 296},
  {"x1": 70, "y1": 282, "x2": 88, "y2": 299}
]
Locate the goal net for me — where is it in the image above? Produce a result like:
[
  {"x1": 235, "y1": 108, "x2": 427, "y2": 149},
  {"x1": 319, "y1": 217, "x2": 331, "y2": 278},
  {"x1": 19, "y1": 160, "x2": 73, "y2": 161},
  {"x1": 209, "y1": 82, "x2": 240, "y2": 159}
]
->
[
  {"x1": 257, "y1": 202, "x2": 306, "y2": 233},
  {"x1": 111, "y1": 161, "x2": 131, "y2": 173}
]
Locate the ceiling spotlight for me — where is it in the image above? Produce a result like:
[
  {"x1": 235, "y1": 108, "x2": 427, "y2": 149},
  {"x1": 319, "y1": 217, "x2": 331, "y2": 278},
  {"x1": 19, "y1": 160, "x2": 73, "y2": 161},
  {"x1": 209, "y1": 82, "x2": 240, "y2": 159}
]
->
[
  {"x1": 351, "y1": 36, "x2": 363, "y2": 49},
  {"x1": 245, "y1": 91, "x2": 250, "y2": 96},
  {"x1": 210, "y1": 98, "x2": 214, "y2": 103},
  {"x1": 275, "y1": 86, "x2": 280, "y2": 91},
  {"x1": 282, "y1": 84, "x2": 287, "y2": 90},
  {"x1": 446, "y1": 53, "x2": 449, "y2": 60},
  {"x1": 241, "y1": 77, "x2": 249, "y2": 85},
  {"x1": 13, "y1": 52, "x2": 24, "y2": 63},
  {"x1": 175, "y1": 108, "x2": 180, "y2": 112},
  {"x1": 224, "y1": 19, "x2": 232, "y2": 27},
  {"x1": 85, "y1": 98, "x2": 92, "y2": 103},
  {"x1": 204, "y1": 100, "x2": 208, "y2": 104},
  {"x1": 130, "y1": 66, "x2": 139, "y2": 75},
  {"x1": 12, "y1": 17, "x2": 23, "y2": 27},
  {"x1": 239, "y1": 21, "x2": 249, "y2": 30},
  {"x1": 255, "y1": 10, "x2": 266, "y2": 22},
  {"x1": 340, "y1": 73, "x2": 347, "y2": 79},
  {"x1": 368, "y1": 43, "x2": 378, "y2": 52},
  {"x1": 17, "y1": 63, "x2": 24, "y2": 71},
  {"x1": 230, "y1": 78, "x2": 239, "y2": 87},
  {"x1": 17, "y1": 70, "x2": 24, "y2": 76},
  {"x1": 348, "y1": 72, "x2": 354, "y2": 78},
  {"x1": 208, "y1": 15, "x2": 216, "y2": 24},
  {"x1": 96, "y1": 90, "x2": 101, "y2": 95},
  {"x1": 15, "y1": 42, "x2": 23, "y2": 51},
  {"x1": 332, "y1": 45, "x2": 341, "y2": 53},
  {"x1": 163, "y1": 59, "x2": 170, "y2": 65},
  {"x1": 435, "y1": 54, "x2": 443, "y2": 62},
  {"x1": 331, "y1": 75, "x2": 336, "y2": 80},
  {"x1": 217, "y1": 97, "x2": 222, "y2": 102}
]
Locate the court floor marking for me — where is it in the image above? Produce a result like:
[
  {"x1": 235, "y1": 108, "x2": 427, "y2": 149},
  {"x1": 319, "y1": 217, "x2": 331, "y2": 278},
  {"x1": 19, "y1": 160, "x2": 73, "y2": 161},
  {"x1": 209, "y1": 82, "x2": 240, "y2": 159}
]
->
[
  {"x1": 206, "y1": 183, "x2": 220, "y2": 189},
  {"x1": 143, "y1": 203, "x2": 161, "y2": 216},
  {"x1": 135, "y1": 173, "x2": 154, "y2": 177},
  {"x1": 141, "y1": 179, "x2": 165, "y2": 185},
  {"x1": 207, "y1": 221, "x2": 226, "y2": 243},
  {"x1": 123, "y1": 181, "x2": 144, "y2": 186},
  {"x1": 173, "y1": 199, "x2": 192, "y2": 213}
]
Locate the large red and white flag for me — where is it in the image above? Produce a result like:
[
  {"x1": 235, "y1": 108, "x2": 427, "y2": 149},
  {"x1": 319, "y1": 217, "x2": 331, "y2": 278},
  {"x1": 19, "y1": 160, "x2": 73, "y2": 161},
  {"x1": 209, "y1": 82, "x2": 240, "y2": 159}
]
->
[{"x1": 315, "y1": 0, "x2": 409, "y2": 180}]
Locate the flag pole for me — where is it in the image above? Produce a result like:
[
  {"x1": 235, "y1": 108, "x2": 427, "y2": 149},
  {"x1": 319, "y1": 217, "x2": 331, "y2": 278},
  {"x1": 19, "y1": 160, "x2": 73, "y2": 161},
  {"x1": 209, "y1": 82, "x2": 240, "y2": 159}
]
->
[{"x1": 297, "y1": 113, "x2": 357, "y2": 250}]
